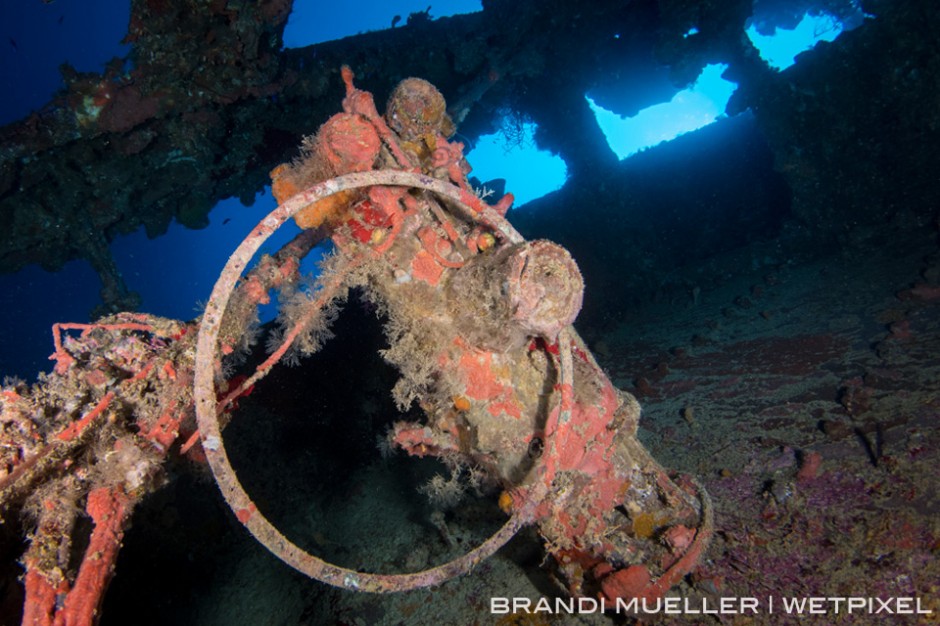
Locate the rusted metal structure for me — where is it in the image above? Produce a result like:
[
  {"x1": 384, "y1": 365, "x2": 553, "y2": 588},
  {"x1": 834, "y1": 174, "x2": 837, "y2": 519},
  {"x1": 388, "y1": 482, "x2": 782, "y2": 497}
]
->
[{"x1": 1, "y1": 69, "x2": 710, "y2": 624}]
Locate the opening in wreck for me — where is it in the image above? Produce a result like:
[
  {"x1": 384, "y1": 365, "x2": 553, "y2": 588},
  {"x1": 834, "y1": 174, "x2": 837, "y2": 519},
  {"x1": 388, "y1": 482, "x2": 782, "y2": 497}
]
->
[
  {"x1": 588, "y1": 4, "x2": 866, "y2": 160},
  {"x1": 587, "y1": 63, "x2": 738, "y2": 160}
]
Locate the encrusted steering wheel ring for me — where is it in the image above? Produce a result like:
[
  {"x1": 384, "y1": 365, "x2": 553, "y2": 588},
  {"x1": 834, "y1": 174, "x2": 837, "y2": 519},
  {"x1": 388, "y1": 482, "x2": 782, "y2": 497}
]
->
[{"x1": 193, "y1": 169, "x2": 572, "y2": 592}]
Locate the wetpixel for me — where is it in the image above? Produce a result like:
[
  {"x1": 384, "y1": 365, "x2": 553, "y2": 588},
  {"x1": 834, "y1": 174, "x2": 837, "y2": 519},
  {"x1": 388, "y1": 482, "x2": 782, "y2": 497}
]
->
[{"x1": 490, "y1": 596, "x2": 936, "y2": 616}]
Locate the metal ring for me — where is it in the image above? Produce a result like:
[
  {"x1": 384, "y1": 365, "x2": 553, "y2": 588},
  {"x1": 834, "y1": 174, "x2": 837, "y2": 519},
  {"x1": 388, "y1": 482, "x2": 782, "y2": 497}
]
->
[{"x1": 194, "y1": 170, "x2": 555, "y2": 592}]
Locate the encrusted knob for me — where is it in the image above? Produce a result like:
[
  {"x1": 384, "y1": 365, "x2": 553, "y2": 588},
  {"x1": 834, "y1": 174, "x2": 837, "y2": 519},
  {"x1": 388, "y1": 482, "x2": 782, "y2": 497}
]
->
[{"x1": 448, "y1": 240, "x2": 584, "y2": 351}]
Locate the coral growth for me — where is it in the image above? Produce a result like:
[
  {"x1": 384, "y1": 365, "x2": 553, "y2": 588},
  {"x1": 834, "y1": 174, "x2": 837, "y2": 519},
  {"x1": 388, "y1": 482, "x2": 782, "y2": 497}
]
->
[{"x1": 271, "y1": 113, "x2": 382, "y2": 229}]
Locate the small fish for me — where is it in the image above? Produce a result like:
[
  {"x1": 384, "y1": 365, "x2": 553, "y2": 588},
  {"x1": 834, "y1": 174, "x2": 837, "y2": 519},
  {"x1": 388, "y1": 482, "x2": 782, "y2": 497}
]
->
[
  {"x1": 222, "y1": 218, "x2": 231, "y2": 225},
  {"x1": 9, "y1": 37, "x2": 17, "y2": 52},
  {"x1": 391, "y1": 15, "x2": 401, "y2": 27}
]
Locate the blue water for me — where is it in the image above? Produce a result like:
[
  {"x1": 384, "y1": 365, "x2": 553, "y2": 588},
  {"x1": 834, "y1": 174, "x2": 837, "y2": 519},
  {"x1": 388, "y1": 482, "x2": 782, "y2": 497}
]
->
[
  {"x1": 283, "y1": 0, "x2": 482, "y2": 47},
  {"x1": 588, "y1": 64, "x2": 737, "y2": 160}
]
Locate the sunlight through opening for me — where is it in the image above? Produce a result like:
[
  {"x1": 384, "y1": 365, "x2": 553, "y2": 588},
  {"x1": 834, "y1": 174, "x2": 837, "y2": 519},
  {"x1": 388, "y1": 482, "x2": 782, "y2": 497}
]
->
[
  {"x1": 587, "y1": 64, "x2": 737, "y2": 160},
  {"x1": 464, "y1": 121, "x2": 568, "y2": 207},
  {"x1": 746, "y1": 11, "x2": 845, "y2": 70}
]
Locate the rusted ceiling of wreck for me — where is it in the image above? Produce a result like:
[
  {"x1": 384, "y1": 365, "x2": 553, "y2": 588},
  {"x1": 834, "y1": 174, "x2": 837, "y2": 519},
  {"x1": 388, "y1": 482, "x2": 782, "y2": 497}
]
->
[{"x1": 0, "y1": 0, "x2": 937, "y2": 318}]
